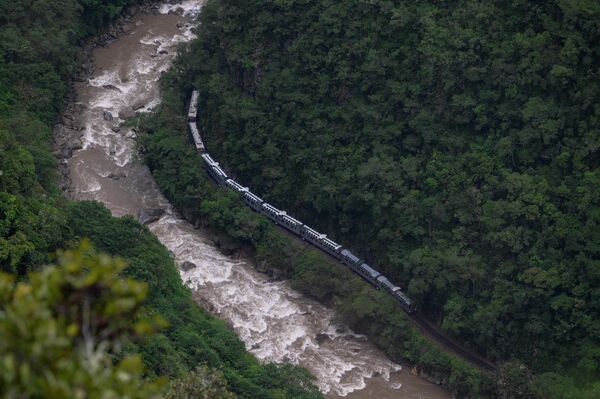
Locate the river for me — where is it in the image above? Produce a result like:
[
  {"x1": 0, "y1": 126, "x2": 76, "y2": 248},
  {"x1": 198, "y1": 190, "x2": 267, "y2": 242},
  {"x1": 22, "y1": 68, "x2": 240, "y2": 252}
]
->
[{"x1": 63, "y1": 2, "x2": 451, "y2": 398}]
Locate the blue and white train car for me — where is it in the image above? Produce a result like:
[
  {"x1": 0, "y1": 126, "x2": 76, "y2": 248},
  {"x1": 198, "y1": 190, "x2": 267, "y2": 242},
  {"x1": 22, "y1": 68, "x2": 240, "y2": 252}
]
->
[
  {"x1": 188, "y1": 122, "x2": 205, "y2": 152},
  {"x1": 300, "y1": 225, "x2": 342, "y2": 259},
  {"x1": 188, "y1": 90, "x2": 199, "y2": 122},
  {"x1": 394, "y1": 290, "x2": 416, "y2": 314},
  {"x1": 340, "y1": 249, "x2": 362, "y2": 268},
  {"x1": 243, "y1": 191, "x2": 263, "y2": 211},
  {"x1": 355, "y1": 263, "x2": 381, "y2": 285},
  {"x1": 280, "y1": 212, "x2": 303, "y2": 235},
  {"x1": 202, "y1": 154, "x2": 228, "y2": 185},
  {"x1": 262, "y1": 203, "x2": 283, "y2": 224},
  {"x1": 225, "y1": 178, "x2": 247, "y2": 193}
]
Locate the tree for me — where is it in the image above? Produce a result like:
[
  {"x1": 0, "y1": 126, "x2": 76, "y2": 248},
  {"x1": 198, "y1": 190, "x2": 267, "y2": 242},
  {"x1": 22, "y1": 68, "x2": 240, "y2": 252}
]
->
[{"x1": 0, "y1": 240, "x2": 164, "y2": 398}]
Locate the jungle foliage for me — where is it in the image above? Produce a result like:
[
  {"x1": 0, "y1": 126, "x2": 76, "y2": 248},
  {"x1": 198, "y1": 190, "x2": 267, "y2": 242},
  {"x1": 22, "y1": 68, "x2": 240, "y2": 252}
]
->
[
  {"x1": 0, "y1": 242, "x2": 165, "y2": 398},
  {"x1": 143, "y1": 0, "x2": 600, "y2": 397},
  {"x1": 0, "y1": 0, "x2": 323, "y2": 397}
]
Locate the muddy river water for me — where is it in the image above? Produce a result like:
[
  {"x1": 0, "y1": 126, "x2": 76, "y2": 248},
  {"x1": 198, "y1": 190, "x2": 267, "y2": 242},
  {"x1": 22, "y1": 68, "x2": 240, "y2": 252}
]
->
[{"x1": 64, "y1": 2, "x2": 451, "y2": 398}]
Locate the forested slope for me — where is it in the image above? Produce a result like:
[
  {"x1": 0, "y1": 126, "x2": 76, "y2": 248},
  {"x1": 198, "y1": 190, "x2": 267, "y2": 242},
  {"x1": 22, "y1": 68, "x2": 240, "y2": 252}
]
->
[
  {"x1": 166, "y1": 0, "x2": 600, "y2": 396},
  {"x1": 0, "y1": 0, "x2": 322, "y2": 397}
]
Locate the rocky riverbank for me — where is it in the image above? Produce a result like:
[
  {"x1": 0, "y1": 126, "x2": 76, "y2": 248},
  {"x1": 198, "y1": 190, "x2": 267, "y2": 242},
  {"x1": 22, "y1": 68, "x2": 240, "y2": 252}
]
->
[{"x1": 54, "y1": 1, "x2": 162, "y2": 194}]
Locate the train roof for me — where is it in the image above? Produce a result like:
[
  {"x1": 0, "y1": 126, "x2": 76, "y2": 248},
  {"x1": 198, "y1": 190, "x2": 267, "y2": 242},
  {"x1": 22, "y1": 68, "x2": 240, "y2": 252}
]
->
[
  {"x1": 202, "y1": 153, "x2": 216, "y2": 164},
  {"x1": 263, "y1": 203, "x2": 281, "y2": 213},
  {"x1": 213, "y1": 165, "x2": 227, "y2": 177},
  {"x1": 395, "y1": 290, "x2": 412, "y2": 303},
  {"x1": 282, "y1": 214, "x2": 302, "y2": 225},
  {"x1": 189, "y1": 91, "x2": 199, "y2": 110},
  {"x1": 341, "y1": 249, "x2": 361, "y2": 262},
  {"x1": 303, "y1": 225, "x2": 324, "y2": 237},
  {"x1": 226, "y1": 179, "x2": 247, "y2": 192},
  {"x1": 360, "y1": 263, "x2": 381, "y2": 277},
  {"x1": 188, "y1": 123, "x2": 204, "y2": 147},
  {"x1": 322, "y1": 237, "x2": 341, "y2": 248},
  {"x1": 243, "y1": 191, "x2": 263, "y2": 202},
  {"x1": 377, "y1": 275, "x2": 397, "y2": 290}
]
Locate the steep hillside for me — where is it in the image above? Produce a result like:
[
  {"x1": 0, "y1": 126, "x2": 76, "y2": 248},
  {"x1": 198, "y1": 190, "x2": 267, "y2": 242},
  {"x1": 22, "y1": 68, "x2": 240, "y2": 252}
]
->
[{"x1": 165, "y1": 0, "x2": 600, "y2": 397}]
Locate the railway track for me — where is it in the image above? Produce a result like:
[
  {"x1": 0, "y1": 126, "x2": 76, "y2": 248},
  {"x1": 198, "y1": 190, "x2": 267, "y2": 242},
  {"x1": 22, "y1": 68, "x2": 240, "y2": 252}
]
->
[{"x1": 412, "y1": 313, "x2": 497, "y2": 373}]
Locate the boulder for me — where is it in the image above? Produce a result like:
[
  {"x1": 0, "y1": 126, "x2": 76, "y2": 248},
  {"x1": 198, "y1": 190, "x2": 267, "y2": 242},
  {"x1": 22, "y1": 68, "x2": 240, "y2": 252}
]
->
[
  {"x1": 107, "y1": 171, "x2": 126, "y2": 180},
  {"x1": 111, "y1": 126, "x2": 121, "y2": 133},
  {"x1": 127, "y1": 5, "x2": 138, "y2": 16},
  {"x1": 102, "y1": 84, "x2": 121, "y2": 92},
  {"x1": 315, "y1": 333, "x2": 331, "y2": 345},
  {"x1": 73, "y1": 102, "x2": 87, "y2": 113},
  {"x1": 118, "y1": 107, "x2": 135, "y2": 119},
  {"x1": 158, "y1": 49, "x2": 168, "y2": 55},
  {"x1": 131, "y1": 100, "x2": 145, "y2": 110},
  {"x1": 180, "y1": 261, "x2": 197, "y2": 271},
  {"x1": 122, "y1": 23, "x2": 134, "y2": 33},
  {"x1": 138, "y1": 208, "x2": 164, "y2": 225},
  {"x1": 103, "y1": 111, "x2": 113, "y2": 121},
  {"x1": 71, "y1": 139, "x2": 83, "y2": 151}
]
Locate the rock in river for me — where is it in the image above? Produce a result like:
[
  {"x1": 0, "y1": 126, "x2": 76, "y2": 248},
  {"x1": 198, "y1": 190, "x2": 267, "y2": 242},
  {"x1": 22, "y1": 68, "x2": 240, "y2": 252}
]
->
[
  {"x1": 118, "y1": 107, "x2": 135, "y2": 119},
  {"x1": 131, "y1": 100, "x2": 145, "y2": 110},
  {"x1": 102, "y1": 84, "x2": 122, "y2": 92},
  {"x1": 103, "y1": 111, "x2": 114, "y2": 121},
  {"x1": 138, "y1": 208, "x2": 165, "y2": 225},
  {"x1": 180, "y1": 261, "x2": 197, "y2": 271}
]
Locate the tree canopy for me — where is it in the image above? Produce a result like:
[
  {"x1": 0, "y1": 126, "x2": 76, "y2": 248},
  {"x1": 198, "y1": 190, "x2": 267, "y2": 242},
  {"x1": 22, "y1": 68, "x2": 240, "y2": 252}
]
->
[
  {"x1": 0, "y1": 241, "x2": 164, "y2": 398},
  {"x1": 151, "y1": 0, "x2": 600, "y2": 396}
]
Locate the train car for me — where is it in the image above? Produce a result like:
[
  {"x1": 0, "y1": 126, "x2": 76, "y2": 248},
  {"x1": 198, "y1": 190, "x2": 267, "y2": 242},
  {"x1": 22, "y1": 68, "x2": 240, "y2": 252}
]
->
[
  {"x1": 202, "y1": 153, "x2": 217, "y2": 167},
  {"x1": 212, "y1": 165, "x2": 228, "y2": 185},
  {"x1": 393, "y1": 290, "x2": 416, "y2": 314},
  {"x1": 262, "y1": 203, "x2": 282, "y2": 223},
  {"x1": 376, "y1": 275, "x2": 398, "y2": 293},
  {"x1": 300, "y1": 225, "x2": 321, "y2": 244},
  {"x1": 202, "y1": 154, "x2": 228, "y2": 185},
  {"x1": 188, "y1": 90, "x2": 199, "y2": 122},
  {"x1": 280, "y1": 212, "x2": 303, "y2": 235},
  {"x1": 320, "y1": 236, "x2": 342, "y2": 259},
  {"x1": 243, "y1": 191, "x2": 263, "y2": 212},
  {"x1": 356, "y1": 263, "x2": 381, "y2": 286},
  {"x1": 300, "y1": 225, "x2": 342, "y2": 259},
  {"x1": 225, "y1": 178, "x2": 248, "y2": 193},
  {"x1": 188, "y1": 122, "x2": 205, "y2": 152},
  {"x1": 340, "y1": 249, "x2": 362, "y2": 268}
]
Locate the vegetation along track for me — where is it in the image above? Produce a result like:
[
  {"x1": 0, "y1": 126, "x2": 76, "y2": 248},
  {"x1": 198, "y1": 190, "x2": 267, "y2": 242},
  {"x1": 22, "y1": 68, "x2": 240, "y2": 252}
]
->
[{"x1": 411, "y1": 314, "x2": 497, "y2": 373}]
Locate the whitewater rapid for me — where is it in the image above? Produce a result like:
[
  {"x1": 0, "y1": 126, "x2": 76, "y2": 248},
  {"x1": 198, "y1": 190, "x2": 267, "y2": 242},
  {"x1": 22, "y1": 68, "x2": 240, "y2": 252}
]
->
[{"x1": 64, "y1": 2, "x2": 450, "y2": 398}]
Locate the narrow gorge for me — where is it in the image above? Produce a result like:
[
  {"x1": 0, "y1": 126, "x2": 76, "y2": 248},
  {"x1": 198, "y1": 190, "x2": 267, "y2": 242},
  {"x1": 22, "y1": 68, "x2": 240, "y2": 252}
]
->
[{"x1": 57, "y1": 1, "x2": 450, "y2": 398}]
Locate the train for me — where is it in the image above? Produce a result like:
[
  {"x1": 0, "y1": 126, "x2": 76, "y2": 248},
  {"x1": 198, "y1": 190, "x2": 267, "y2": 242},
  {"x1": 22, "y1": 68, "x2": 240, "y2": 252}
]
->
[{"x1": 189, "y1": 91, "x2": 416, "y2": 314}]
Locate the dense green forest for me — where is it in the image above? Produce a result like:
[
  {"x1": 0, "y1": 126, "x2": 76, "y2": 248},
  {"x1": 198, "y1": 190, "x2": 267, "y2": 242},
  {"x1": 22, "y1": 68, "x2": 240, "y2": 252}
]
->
[
  {"x1": 141, "y1": 0, "x2": 600, "y2": 397},
  {"x1": 0, "y1": 0, "x2": 322, "y2": 397}
]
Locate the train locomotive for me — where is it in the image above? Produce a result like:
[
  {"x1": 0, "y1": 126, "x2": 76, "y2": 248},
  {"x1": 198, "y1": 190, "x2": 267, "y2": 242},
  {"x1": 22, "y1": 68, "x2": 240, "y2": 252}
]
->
[{"x1": 192, "y1": 90, "x2": 416, "y2": 314}]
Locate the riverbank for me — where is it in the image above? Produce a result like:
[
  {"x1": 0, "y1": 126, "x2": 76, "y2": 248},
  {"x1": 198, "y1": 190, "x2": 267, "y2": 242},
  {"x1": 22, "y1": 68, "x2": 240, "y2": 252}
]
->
[{"x1": 54, "y1": 0, "x2": 161, "y2": 193}]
